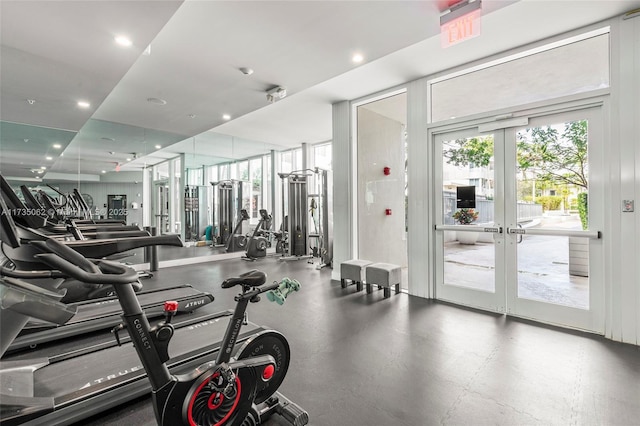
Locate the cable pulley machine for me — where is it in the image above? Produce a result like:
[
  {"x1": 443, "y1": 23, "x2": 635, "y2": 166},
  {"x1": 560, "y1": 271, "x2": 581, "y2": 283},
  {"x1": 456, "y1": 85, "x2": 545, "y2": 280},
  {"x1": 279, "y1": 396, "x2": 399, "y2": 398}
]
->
[{"x1": 277, "y1": 168, "x2": 332, "y2": 268}]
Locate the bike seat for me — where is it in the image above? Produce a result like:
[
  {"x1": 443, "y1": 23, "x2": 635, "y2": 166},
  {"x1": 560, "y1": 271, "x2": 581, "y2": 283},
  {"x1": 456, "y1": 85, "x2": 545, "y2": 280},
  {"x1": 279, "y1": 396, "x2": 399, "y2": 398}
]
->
[{"x1": 221, "y1": 269, "x2": 266, "y2": 288}]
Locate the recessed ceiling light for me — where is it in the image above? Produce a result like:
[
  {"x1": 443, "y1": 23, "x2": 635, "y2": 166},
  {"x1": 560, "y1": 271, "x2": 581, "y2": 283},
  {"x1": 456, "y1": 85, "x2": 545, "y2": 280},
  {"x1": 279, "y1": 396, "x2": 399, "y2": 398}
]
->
[
  {"x1": 126, "y1": 157, "x2": 132, "y2": 161},
  {"x1": 222, "y1": 114, "x2": 231, "y2": 121},
  {"x1": 101, "y1": 170, "x2": 106, "y2": 174},
  {"x1": 27, "y1": 99, "x2": 36, "y2": 105},
  {"x1": 239, "y1": 67, "x2": 254, "y2": 75},
  {"x1": 46, "y1": 156, "x2": 53, "y2": 160},
  {"x1": 352, "y1": 53, "x2": 364, "y2": 63},
  {"x1": 155, "y1": 145, "x2": 161, "y2": 149},
  {"x1": 101, "y1": 137, "x2": 115, "y2": 142},
  {"x1": 188, "y1": 114, "x2": 196, "y2": 119},
  {"x1": 40, "y1": 166, "x2": 46, "y2": 170},
  {"x1": 53, "y1": 143, "x2": 62, "y2": 149},
  {"x1": 115, "y1": 36, "x2": 132, "y2": 47},
  {"x1": 77, "y1": 101, "x2": 90, "y2": 108},
  {"x1": 147, "y1": 97, "x2": 167, "y2": 105}
]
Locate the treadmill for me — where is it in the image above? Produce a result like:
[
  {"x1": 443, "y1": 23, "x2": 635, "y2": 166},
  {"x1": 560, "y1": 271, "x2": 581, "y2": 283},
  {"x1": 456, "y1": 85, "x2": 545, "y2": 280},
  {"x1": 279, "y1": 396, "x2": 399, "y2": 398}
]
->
[
  {"x1": 0, "y1": 201, "x2": 183, "y2": 272},
  {"x1": 0, "y1": 194, "x2": 215, "y2": 352},
  {"x1": 0, "y1": 198, "x2": 301, "y2": 426},
  {"x1": 3, "y1": 272, "x2": 215, "y2": 352},
  {"x1": 19, "y1": 183, "x2": 145, "y2": 237},
  {"x1": 0, "y1": 275, "x2": 249, "y2": 426}
]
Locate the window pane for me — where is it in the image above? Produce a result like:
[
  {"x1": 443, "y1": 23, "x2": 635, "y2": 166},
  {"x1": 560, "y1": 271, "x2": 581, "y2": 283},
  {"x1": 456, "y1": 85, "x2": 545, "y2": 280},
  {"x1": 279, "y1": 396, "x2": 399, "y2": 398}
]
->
[
  {"x1": 294, "y1": 149, "x2": 303, "y2": 170},
  {"x1": 219, "y1": 164, "x2": 229, "y2": 180},
  {"x1": 250, "y1": 158, "x2": 262, "y2": 220},
  {"x1": 314, "y1": 143, "x2": 332, "y2": 170},
  {"x1": 205, "y1": 165, "x2": 218, "y2": 184},
  {"x1": 442, "y1": 134, "x2": 495, "y2": 292},
  {"x1": 515, "y1": 119, "x2": 590, "y2": 309},
  {"x1": 281, "y1": 152, "x2": 292, "y2": 173},
  {"x1": 237, "y1": 161, "x2": 249, "y2": 181},
  {"x1": 431, "y1": 33, "x2": 609, "y2": 122}
]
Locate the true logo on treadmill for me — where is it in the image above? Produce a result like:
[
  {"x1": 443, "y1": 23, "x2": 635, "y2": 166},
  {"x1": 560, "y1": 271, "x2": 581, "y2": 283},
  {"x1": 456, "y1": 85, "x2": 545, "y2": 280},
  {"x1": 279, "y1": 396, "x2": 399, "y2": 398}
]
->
[
  {"x1": 188, "y1": 318, "x2": 221, "y2": 330},
  {"x1": 184, "y1": 299, "x2": 206, "y2": 309},
  {"x1": 79, "y1": 365, "x2": 142, "y2": 389}
]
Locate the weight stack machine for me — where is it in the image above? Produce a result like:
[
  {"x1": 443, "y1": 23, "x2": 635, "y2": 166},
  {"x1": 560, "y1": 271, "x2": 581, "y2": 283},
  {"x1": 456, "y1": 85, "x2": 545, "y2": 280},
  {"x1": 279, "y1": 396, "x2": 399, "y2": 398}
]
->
[
  {"x1": 184, "y1": 186, "x2": 199, "y2": 241},
  {"x1": 184, "y1": 186, "x2": 212, "y2": 243},
  {"x1": 278, "y1": 168, "x2": 332, "y2": 268},
  {"x1": 210, "y1": 180, "x2": 245, "y2": 247}
]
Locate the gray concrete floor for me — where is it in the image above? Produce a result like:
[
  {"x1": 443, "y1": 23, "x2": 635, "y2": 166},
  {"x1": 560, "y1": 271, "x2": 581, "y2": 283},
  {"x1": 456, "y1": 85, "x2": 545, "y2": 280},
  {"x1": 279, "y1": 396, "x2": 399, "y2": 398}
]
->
[
  {"x1": 70, "y1": 257, "x2": 639, "y2": 426},
  {"x1": 444, "y1": 234, "x2": 589, "y2": 309}
]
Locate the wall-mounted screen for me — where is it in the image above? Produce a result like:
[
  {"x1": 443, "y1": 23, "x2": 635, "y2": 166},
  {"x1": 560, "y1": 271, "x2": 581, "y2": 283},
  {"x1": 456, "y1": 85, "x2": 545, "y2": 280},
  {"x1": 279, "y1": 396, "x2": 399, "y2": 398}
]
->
[{"x1": 456, "y1": 185, "x2": 476, "y2": 208}]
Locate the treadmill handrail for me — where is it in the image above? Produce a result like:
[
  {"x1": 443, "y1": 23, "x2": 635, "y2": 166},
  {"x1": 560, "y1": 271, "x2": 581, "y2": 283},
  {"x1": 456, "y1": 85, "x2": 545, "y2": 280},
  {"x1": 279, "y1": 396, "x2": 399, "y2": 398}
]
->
[
  {"x1": 0, "y1": 265, "x2": 67, "y2": 280},
  {"x1": 65, "y1": 234, "x2": 184, "y2": 257},
  {"x1": 30, "y1": 238, "x2": 139, "y2": 285},
  {"x1": 13, "y1": 221, "x2": 183, "y2": 259}
]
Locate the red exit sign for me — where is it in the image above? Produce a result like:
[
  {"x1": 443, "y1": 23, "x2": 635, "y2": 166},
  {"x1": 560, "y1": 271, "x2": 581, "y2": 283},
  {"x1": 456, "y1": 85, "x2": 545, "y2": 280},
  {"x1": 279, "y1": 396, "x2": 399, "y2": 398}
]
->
[{"x1": 440, "y1": 0, "x2": 482, "y2": 48}]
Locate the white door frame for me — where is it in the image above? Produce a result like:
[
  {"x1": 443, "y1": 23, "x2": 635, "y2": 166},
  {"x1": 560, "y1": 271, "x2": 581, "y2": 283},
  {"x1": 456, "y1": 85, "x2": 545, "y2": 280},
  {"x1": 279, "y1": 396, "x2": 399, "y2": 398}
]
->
[
  {"x1": 430, "y1": 97, "x2": 605, "y2": 333},
  {"x1": 433, "y1": 127, "x2": 506, "y2": 313}
]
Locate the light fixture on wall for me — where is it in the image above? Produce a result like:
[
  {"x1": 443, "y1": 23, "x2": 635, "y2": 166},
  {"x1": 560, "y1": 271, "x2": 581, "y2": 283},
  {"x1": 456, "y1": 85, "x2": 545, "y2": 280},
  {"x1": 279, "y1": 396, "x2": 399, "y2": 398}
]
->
[{"x1": 266, "y1": 86, "x2": 287, "y2": 103}]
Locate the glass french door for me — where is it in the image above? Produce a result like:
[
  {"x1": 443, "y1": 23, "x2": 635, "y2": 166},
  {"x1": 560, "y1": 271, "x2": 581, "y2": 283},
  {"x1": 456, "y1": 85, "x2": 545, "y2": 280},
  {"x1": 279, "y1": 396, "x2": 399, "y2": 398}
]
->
[{"x1": 434, "y1": 106, "x2": 603, "y2": 332}]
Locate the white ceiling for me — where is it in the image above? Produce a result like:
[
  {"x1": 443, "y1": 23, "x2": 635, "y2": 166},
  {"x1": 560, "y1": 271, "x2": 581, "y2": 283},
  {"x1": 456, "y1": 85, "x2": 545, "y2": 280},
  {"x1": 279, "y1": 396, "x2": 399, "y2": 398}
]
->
[{"x1": 1, "y1": 0, "x2": 638, "y2": 182}]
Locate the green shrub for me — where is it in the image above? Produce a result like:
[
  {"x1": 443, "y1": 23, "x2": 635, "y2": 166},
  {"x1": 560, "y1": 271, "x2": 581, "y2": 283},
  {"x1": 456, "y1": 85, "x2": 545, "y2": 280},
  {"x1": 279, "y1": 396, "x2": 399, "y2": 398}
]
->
[
  {"x1": 578, "y1": 192, "x2": 588, "y2": 230},
  {"x1": 536, "y1": 195, "x2": 563, "y2": 211}
]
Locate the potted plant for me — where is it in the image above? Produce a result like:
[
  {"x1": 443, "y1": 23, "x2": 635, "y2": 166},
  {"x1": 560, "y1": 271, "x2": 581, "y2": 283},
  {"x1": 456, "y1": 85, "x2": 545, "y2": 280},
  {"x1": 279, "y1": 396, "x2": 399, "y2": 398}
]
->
[
  {"x1": 453, "y1": 208, "x2": 479, "y2": 245},
  {"x1": 452, "y1": 208, "x2": 479, "y2": 225}
]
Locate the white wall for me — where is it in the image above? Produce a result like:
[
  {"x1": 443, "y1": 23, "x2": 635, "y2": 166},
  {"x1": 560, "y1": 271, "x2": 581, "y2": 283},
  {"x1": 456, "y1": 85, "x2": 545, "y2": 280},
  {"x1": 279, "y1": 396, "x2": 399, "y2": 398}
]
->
[
  {"x1": 605, "y1": 14, "x2": 640, "y2": 345},
  {"x1": 357, "y1": 108, "x2": 407, "y2": 267}
]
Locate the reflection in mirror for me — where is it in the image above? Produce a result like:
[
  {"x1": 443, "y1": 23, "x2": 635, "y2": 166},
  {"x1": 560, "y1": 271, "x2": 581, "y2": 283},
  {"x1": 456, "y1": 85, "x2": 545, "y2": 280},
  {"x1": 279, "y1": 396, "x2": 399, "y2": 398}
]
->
[
  {"x1": 1, "y1": 120, "x2": 334, "y2": 269},
  {"x1": 138, "y1": 132, "x2": 293, "y2": 265}
]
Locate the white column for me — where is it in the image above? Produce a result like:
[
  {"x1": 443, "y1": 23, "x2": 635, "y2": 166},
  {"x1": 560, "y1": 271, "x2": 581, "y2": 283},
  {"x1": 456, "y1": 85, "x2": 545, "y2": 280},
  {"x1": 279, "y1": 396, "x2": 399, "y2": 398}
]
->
[
  {"x1": 331, "y1": 101, "x2": 353, "y2": 280},
  {"x1": 406, "y1": 77, "x2": 431, "y2": 298}
]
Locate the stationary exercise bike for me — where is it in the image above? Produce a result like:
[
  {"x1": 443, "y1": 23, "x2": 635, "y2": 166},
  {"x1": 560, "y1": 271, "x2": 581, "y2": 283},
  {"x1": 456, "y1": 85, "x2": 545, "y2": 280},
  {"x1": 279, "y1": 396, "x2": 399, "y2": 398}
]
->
[
  {"x1": 226, "y1": 209, "x2": 250, "y2": 253},
  {"x1": 244, "y1": 210, "x2": 272, "y2": 261},
  {"x1": 32, "y1": 239, "x2": 307, "y2": 426}
]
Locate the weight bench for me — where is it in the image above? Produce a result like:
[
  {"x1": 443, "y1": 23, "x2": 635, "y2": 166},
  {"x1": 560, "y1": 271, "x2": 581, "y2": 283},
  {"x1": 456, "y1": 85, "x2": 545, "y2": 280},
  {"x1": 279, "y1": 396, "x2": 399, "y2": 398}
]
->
[
  {"x1": 365, "y1": 262, "x2": 401, "y2": 298},
  {"x1": 340, "y1": 259, "x2": 372, "y2": 291}
]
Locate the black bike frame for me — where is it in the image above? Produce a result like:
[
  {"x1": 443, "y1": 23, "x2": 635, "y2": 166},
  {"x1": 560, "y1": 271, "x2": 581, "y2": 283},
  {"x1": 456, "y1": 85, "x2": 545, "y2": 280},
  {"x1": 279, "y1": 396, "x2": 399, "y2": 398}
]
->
[
  {"x1": 112, "y1": 282, "x2": 172, "y2": 390},
  {"x1": 112, "y1": 280, "x2": 281, "y2": 393},
  {"x1": 215, "y1": 282, "x2": 279, "y2": 365}
]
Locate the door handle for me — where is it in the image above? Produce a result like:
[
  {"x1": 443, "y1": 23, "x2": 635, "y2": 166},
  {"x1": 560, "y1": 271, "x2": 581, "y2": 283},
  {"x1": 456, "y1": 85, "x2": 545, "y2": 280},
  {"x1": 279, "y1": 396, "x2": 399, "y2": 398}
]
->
[
  {"x1": 507, "y1": 225, "x2": 524, "y2": 243},
  {"x1": 481, "y1": 226, "x2": 502, "y2": 233}
]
